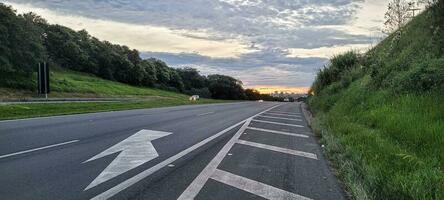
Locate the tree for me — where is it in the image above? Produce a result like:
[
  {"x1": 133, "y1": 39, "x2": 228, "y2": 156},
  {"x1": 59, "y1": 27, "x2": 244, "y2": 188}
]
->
[
  {"x1": 244, "y1": 89, "x2": 261, "y2": 100},
  {"x1": 0, "y1": 3, "x2": 252, "y2": 96},
  {"x1": 208, "y1": 74, "x2": 245, "y2": 100},
  {"x1": 168, "y1": 70, "x2": 184, "y2": 92},
  {"x1": 140, "y1": 60, "x2": 157, "y2": 86},
  {"x1": 383, "y1": 0, "x2": 416, "y2": 34},
  {"x1": 0, "y1": 4, "x2": 45, "y2": 75},
  {"x1": 177, "y1": 67, "x2": 207, "y2": 90}
]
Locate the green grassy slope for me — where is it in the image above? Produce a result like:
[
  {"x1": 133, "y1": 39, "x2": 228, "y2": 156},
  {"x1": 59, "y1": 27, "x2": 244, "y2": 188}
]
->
[
  {"x1": 1, "y1": 67, "x2": 187, "y2": 99},
  {"x1": 308, "y1": 7, "x2": 444, "y2": 200},
  {"x1": 0, "y1": 68, "x2": 228, "y2": 120}
]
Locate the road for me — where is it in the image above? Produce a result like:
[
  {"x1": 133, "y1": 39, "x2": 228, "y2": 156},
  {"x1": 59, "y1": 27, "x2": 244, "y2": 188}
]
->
[{"x1": 0, "y1": 102, "x2": 345, "y2": 200}]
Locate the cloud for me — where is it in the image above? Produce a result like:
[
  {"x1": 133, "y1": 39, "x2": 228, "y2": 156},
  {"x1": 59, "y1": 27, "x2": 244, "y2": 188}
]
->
[
  {"x1": 4, "y1": 1, "x2": 252, "y2": 58},
  {"x1": 2, "y1": 0, "x2": 389, "y2": 91},
  {"x1": 141, "y1": 49, "x2": 328, "y2": 88},
  {"x1": 288, "y1": 43, "x2": 373, "y2": 58}
]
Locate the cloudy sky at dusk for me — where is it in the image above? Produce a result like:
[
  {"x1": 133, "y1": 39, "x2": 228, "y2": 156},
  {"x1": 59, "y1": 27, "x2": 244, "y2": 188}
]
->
[{"x1": 2, "y1": 0, "x2": 388, "y2": 93}]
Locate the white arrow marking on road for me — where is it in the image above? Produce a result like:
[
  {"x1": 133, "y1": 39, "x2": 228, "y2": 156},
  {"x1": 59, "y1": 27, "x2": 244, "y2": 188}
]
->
[{"x1": 83, "y1": 129, "x2": 172, "y2": 190}]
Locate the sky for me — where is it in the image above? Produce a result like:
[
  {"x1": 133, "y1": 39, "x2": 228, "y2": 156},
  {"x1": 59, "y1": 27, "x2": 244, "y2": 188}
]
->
[{"x1": 2, "y1": 0, "x2": 388, "y2": 93}]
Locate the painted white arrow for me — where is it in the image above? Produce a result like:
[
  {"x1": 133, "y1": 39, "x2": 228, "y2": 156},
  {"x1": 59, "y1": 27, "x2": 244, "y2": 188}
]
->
[{"x1": 83, "y1": 129, "x2": 172, "y2": 190}]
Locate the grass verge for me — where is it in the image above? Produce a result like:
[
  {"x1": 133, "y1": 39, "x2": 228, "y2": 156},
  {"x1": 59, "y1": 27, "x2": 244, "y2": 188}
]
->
[
  {"x1": 309, "y1": 79, "x2": 444, "y2": 200},
  {"x1": 0, "y1": 98, "x2": 229, "y2": 120}
]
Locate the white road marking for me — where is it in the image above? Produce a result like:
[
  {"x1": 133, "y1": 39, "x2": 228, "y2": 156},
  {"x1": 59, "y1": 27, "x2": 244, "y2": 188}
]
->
[
  {"x1": 197, "y1": 112, "x2": 214, "y2": 116},
  {"x1": 252, "y1": 119, "x2": 304, "y2": 127},
  {"x1": 178, "y1": 105, "x2": 281, "y2": 200},
  {"x1": 0, "y1": 140, "x2": 79, "y2": 159},
  {"x1": 264, "y1": 112, "x2": 301, "y2": 117},
  {"x1": 91, "y1": 105, "x2": 281, "y2": 200},
  {"x1": 246, "y1": 127, "x2": 309, "y2": 138},
  {"x1": 237, "y1": 140, "x2": 318, "y2": 159},
  {"x1": 211, "y1": 169, "x2": 312, "y2": 200},
  {"x1": 258, "y1": 115, "x2": 302, "y2": 121},
  {"x1": 178, "y1": 119, "x2": 252, "y2": 200},
  {"x1": 267, "y1": 111, "x2": 301, "y2": 115},
  {"x1": 83, "y1": 130, "x2": 172, "y2": 190}
]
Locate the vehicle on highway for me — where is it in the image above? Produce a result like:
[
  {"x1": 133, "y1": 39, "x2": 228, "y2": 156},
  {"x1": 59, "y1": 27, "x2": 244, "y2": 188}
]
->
[{"x1": 189, "y1": 95, "x2": 200, "y2": 101}]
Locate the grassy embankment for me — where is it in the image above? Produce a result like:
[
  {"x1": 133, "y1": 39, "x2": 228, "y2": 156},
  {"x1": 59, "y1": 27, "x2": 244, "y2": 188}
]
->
[
  {"x1": 0, "y1": 68, "x2": 228, "y2": 120},
  {"x1": 308, "y1": 7, "x2": 444, "y2": 200}
]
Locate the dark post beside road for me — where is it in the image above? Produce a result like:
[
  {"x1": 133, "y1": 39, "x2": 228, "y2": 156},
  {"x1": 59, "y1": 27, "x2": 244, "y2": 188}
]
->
[{"x1": 37, "y1": 62, "x2": 50, "y2": 99}]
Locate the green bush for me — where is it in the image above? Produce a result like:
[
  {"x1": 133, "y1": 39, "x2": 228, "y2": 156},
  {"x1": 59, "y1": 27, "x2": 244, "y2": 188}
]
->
[
  {"x1": 393, "y1": 58, "x2": 444, "y2": 92},
  {"x1": 312, "y1": 51, "x2": 361, "y2": 95}
]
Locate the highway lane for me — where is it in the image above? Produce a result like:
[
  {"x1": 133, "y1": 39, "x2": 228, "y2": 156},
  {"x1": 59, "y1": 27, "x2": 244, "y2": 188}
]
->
[
  {"x1": 0, "y1": 102, "x2": 345, "y2": 200},
  {"x1": 0, "y1": 102, "x2": 278, "y2": 200},
  {"x1": 130, "y1": 103, "x2": 346, "y2": 200}
]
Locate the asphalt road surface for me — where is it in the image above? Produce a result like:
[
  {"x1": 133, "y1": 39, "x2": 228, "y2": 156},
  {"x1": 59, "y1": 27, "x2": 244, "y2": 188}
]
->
[{"x1": 0, "y1": 102, "x2": 345, "y2": 200}]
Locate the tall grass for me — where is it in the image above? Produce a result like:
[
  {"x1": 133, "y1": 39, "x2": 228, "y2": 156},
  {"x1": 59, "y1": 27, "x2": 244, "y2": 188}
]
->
[
  {"x1": 310, "y1": 80, "x2": 444, "y2": 199},
  {"x1": 309, "y1": 5, "x2": 444, "y2": 199}
]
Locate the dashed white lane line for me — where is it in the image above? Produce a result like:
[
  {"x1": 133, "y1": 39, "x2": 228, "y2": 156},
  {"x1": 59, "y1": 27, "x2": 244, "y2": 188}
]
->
[
  {"x1": 258, "y1": 115, "x2": 302, "y2": 121},
  {"x1": 246, "y1": 127, "x2": 309, "y2": 138},
  {"x1": 252, "y1": 119, "x2": 304, "y2": 127},
  {"x1": 211, "y1": 169, "x2": 312, "y2": 200},
  {"x1": 264, "y1": 112, "x2": 301, "y2": 117},
  {"x1": 267, "y1": 111, "x2": 301, "y2": 115},
  {"x1": 94, "y1": 105, "x2": 281, "y2": 200},
  {"x1": 237, "y1": 140, "x2": 318, "y2": 160},
  {"x1": 0, "y1": 140, "x2": 80, "y2": 159},
  {"x1": 196, "y1": 112, "x2": 214, "y2": 116}
]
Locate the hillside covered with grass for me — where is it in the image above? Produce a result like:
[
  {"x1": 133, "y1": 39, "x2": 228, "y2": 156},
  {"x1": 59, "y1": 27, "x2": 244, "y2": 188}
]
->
[
  {"x1": 308, "y1": 2, "x2": 444, "y2": 200},
  {"x1": 0, "y1": 67, "x2": 230, "y2": 120},
  {"x1": 1, "y1": 67, "x2": 188, "y2": 100}
]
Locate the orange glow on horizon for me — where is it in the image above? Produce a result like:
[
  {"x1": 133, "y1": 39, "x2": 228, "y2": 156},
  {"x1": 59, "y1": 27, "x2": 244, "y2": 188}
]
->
[{"x1": 249, "y1": 86, "x2": 310, "y2": 94}]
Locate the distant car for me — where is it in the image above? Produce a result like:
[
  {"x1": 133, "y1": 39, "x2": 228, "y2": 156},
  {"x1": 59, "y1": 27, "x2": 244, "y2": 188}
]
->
[
  {"x1": 283, "y1": 98, "x2": 290, "y2": 102},
  {"x1": 189, "y1": 95, "x2": 200, "y2": 101},
  {"x1": 258, "y1": 100, "x2": 264, "y2": 102}
]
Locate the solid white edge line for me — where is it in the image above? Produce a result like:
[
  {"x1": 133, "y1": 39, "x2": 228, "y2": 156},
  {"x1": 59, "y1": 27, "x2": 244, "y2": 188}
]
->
[
  {"x1": 246, "y1": 127, "x2": 309, "y2": 138},
  {"x1": 257, "y1": 115, "x2": 302, "y2": 121},
  {"x1": 211, "y1": 169, "x2": 313, "y2": 200},
  {"x1": 91, "y1": 104, "x2": 281, "y2": 200},
  {"x1": 237, "y1": 140, "x2": 318, "y2": 160},
  {"x1": 252, "y1": 119, "x2": 304, "y2": 127},
  {"x1": 177, "y1": 105, "x2": 281, "y2": 200},
  {"x1": 0, "y1": 140, "x2": 80, "y2": 159}
]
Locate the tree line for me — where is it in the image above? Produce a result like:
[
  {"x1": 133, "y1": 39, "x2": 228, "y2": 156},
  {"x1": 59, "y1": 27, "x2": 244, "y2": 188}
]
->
[{"x1": 0, "y1": 4, "x2": 274, "y2": 101}]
